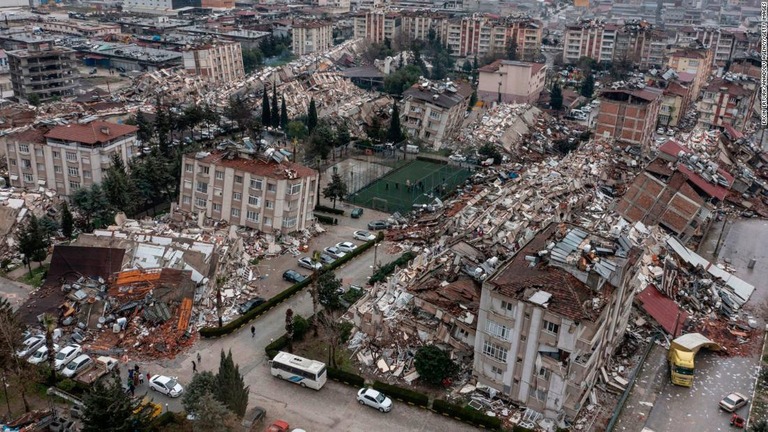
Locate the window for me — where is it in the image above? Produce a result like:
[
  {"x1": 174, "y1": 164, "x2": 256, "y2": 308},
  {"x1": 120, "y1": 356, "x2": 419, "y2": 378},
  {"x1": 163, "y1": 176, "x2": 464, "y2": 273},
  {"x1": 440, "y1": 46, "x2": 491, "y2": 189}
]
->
[
  {"x1": 235, "y1": 175, "x2": 243, "y2": 184},
  {"x1": 185, "y1": 163, "x2": 193, "y2": 173},
  {"x1": 182, "y1": 195, "x2": 191, "y2": 205},
  {"x1": 538, "y1": 367, "x2": 551, "y2": 381},
  {"x1": 69, "y1": 180, "x2": 81, "y2": 190},
  {"x1": 543, "y1": 320, "x2": 560, "y2": 336},
  {"x1": 284, "y1": 216, "x2": 297, "y2": 227},
  {"x1": 264, "y1": 217, "x2": 272, "y2": 226},
  {"x1": 66, "y1": 152, "x2": 77, "y2": 162},
  {"x1": 22, "y1": 159, "x2": 31, "y2": 168},
  {"x1": 500, "y1": 300, "x2": 515, "y2": 313},
  {"x1": 18, "y1": 144, "x2": 29, "y2": 153},
  {"x1": 68, "y1": 167, "x2": 79, "y2": 176},
  {"x1": 53, "y1": 151, "x2": 60, "y2": 159},
  {"x1": 490, "y1": 365, "x2": 503, "y2": 376},
  {"x1": 10, "y1": 159, "x2": 15, "y2": 166},
  {"x1": 215, "y1": 170, "x2": 224, "y2": 180},
  {"x1": 533, "y1": 389, "x2": 547, "y2": 402},
  {"x1": 248, "y1": 195, "x2": 260, "y2": 206},
  {"x1": 201, "y1": 166, "x2": 210, "y2": 174},
  {"x1": 54, "y1": 165, "x2": 62, "y2": 173},
  {"x1": 266, "y1": 200, "x2": 274, "y2": 209},
  {"x1": 233, "y1": 192, "x2": 242, "y2": 201},
  {"x1": 246, "y1": 210, "x2": 259, "y2": 222},
  {"x1": 196, "y1": 182, "x2": 208, "y2": 193},
  {"x1": 482, "y1": 340, "x2": 508, "y2": 362},
  {"x1": 212, "y1": 203, "x2": 222, "y2": 212},
  {"x1": 35, "y1": 149, "x2": 43, "y2": 157},
  {"x1": 184, "y1": 180, "x2": 192, "y2": 189},
  {"x1": 7, "y1": 144, "x2": 13, "y2": 151},
  {"x1": 289, "y1": 183, "x2": 301, "y2": 195},
  {"x1": 36, "y1": 163, "x2": 44, "y2": 172},
  {"x1": 195, "y1": 197, "x2": 207, "y2": 208},
  {"x1": 232, "y1": 208, "x2": 241, "y2": 217},
  {"x1": 23, "y1": 173, "x2": 34, "y2": 182},
  {"x1": 83, "y1": 170, "x2": 91, "y2": 179},
  {"x1": 250, "y1": 178, "x2": 263, "y2": 190},
  {"x1": 429, "y1": 111, "x2": 442, "y2": 120},
  {"x1": 487, "y1": 321, "x2": 510, "y2": 341},
  {"x1": 267, "y1": 183, "x2": 276, "y2": 192},
  {"x1": 81, "y1": 156, "x2": 90, "y2": 164}
]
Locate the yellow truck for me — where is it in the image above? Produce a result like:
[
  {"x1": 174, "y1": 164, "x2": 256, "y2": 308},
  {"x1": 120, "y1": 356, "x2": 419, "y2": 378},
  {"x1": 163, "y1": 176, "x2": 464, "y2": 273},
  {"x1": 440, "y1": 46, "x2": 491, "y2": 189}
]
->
[{"x1": 668, "y1": 333, "x2": 720, "y2": 387}]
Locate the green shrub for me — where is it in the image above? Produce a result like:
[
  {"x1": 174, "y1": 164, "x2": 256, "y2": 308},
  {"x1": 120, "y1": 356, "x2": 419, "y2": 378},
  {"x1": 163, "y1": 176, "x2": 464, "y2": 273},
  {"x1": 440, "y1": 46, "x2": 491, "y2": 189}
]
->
[
  {"x1": 293, "y1": 315, "x2": 309, "y2": 341},
  {"x1": 314, "y1": 205, "x2": 345, "y2": 215},
  {"x1": 432, "y1": 399, "x2": 502, "y2": 430},
  {"x1": 327, "y1": 368, "x2": 365, "y2": 387},
  {"x1": 369, "y1": 251, "x2": 416, "y2": 284},
  {"x1": 513, "y1": 426, "x2": 535, "y2": 432},
  {"x1": 150, "y1": 411, "x2": 181, "y2": 429},
  {"x1": 56, "y1": 378, "x2": 76, "y2": 392},
  {"x1": 339, "y1": 322, "x2": 354, "y2": 344},
  {"x1": 341, "y1": 287, "x2": 364, "y2": 304},
  {"x1": 371, "y1": 381, "x2": 428, "y2": 408},
  {"x1": 314, "y1": 214, "x2": 337, "y2": 225},
  {"x1": 265, "y1": 335, "x2": 289, "y2": 359}
]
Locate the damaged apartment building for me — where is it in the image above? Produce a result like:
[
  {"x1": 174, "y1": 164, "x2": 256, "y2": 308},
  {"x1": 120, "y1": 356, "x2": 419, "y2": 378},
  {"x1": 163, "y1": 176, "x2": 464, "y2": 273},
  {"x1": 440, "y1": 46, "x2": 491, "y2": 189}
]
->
[{"x1": 473, "y1": 223, "x2": 643, "y2": 423}]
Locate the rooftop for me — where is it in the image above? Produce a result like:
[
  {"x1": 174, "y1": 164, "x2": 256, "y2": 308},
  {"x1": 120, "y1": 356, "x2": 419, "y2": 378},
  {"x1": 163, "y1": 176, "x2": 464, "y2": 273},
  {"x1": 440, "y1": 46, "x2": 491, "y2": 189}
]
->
[
  {"x1": 403, "y1": 80, "x2": 472, "y2": 110},
  {"x1": 477, "y1": 59, "x2": 546, "y2": 75},
  {"x1": 188, "y1": 150, "x2": 317, "y2": 180},
  {"x1": 45, "y1": 121, "x2": 138, "y2": 145}
]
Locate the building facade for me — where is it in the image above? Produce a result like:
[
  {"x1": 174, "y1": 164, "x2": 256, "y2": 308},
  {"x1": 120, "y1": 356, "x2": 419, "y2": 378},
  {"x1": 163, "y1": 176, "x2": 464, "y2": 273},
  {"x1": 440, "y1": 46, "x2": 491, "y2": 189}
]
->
[
  {"x1": 352, "y1": 11, "x2": 401, "y2": 44},
  {"x1": 8, "y1": 40, "x2": 79, "y2": 104},
  {"x1": 441, "y1": 15, "x2": 542, "y2": 60},
  {"x1": 477, "y1": 60, "x2": 547, "y2": 104},
  {"x1": 183, "y1": 41, "x2": 245, "y2": 84},
  {"x1": 473, "y1": 224, "x2": 640, "y2": 422},
  {"x1": 666, "y1": 46, "x2": 713, "y2": 101},
  {"x1": 40, "y1": 21, "x2": 121, "y2": 38},
  {"x1": 562, "y1": 20, "x2": 666, "y2": 69},
  {"x1": 696, "y1": 77, "x2": 756, "y2": 132},
  {"x1": 2, "y1": 122, "x2": 140, "y2": 195},
  {"x1": 401, "y1": 80, "x2": 472, "y2": 148},
  {"x1": 596, "y1": 88, "x2": 662, "y2": 154},
  {"x1": 178, "y1": 149, "x2": 318, "y2": 233},
  {"x1": 291, "y1": 21, "x2": 334, "y2": 56}
]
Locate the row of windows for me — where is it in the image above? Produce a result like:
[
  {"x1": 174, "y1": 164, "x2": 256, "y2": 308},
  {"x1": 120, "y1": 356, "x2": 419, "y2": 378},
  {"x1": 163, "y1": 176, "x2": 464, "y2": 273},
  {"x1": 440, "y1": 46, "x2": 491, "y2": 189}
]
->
[
  {"x1": 483, "y1": 340, "x2": 508, "y2": 362},
  {"x1": 17, "y1": 164, "x2": 91, "y2": 178}
]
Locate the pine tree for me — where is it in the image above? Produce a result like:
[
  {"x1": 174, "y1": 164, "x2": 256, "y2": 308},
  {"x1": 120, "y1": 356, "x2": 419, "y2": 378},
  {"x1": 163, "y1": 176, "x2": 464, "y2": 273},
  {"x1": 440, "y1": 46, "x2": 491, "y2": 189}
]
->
[
  {"x1": 581, "y1": 73, "x2": 595, "y2": 98},
  {"x1": 134, "y1": 110, "x2": 153, "y2": 144},
  {"x1": 16, "y1": 214, "x2": 48, "y2": 272},
  {"x1": 280, "y1": 96, "x2": 288, "y2": 130},
  {"x1": 60, "y1": 201, "x2": 74, "y2": 239},
  {"x1": 153, "y1": 99, "x2": 171, "y2": 157},
  {"x1": 102, "y1": 154, "x2": 135, "y2": 216},
  {"x1": 82, "y1": 377, "x2": 153, "y2": 432},
  {"x1": 386, "y1": 103, "x2": 404, "y2": 144},
  {"x1": 307, "y1": 98, "x2": 318, "y2": 133},
  {"x1": 214, "y1": 350, "x2": 249, "y2": 418},
  {"x1": 271, "y1": 84, "x2": 280, "y2": 128},
  {"x1": 322, "y1": 173, "x2": 348, "y2": 209},
  {"x1": 550, "y1": 83, "x2": 564, "y2": 110},
  {"x1": 261, "y1": 90, "x2": 271, "y2": 127},
  {"x1": 468, "y1": 90, "x2": 477, "y2": 112}
]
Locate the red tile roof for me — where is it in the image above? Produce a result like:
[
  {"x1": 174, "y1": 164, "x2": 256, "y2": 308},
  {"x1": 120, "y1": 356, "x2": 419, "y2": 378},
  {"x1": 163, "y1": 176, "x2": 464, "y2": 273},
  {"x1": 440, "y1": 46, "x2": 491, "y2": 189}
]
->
[
  {"x1": 677, "y1": 164, "x2": 730, "y2": 201},
  {"x1": 190, "y1": 150, "x2": 317, "y2": 179},
  {"x1": 45, "y1": 121, "x2": 138, "y2": 145},
  {"x1": 636, "y1": 284, "x2": 687, "y2": 337}
]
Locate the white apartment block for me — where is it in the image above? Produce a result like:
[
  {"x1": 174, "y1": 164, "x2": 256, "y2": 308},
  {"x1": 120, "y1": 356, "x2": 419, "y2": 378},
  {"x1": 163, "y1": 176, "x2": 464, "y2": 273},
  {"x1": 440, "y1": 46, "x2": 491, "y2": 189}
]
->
[
  {"x1": 291, "y1": 21, "x2": 334, "y2": 56},
  {"x1": 473, "y1": 224, "x2": 640, "y2": 423},
  {"x1": 183, "y1": 41, "x2": 245, "y2": 84},
  {"x1": 2, "y1": 122, "x2": 140, "y2": 195},
  {"x1": 178, "y1": 149, "x2": 319, "y2": 233}
]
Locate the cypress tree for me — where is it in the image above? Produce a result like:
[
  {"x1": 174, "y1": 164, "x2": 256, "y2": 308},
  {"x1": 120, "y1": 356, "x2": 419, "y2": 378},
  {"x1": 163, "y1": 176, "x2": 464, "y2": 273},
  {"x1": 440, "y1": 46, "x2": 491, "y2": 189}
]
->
[
  {"x1": 271, "y1": 84, "x2": 279, "y2": 128},
  {"x1": 261, "y1": 90, "x2": 271, "y2": 127},
  {"x1": 280, "y1": 96, "x2": 288, "y2": 130},
  {"x1": 387, "y1": 103, "x2": 404, "y2": 143},
  {"x1": 214, "y1": 350, "x2": 249, "y2": 418},
  {"x1": 307, "y1": 98, "x2": 318, "y2": 133},
  {"x1": 60, "y1": 201, "x2": 74, "y2": 239},
  {"x1": 550, "y1": 83, "x2": 564, "y2": 110}
]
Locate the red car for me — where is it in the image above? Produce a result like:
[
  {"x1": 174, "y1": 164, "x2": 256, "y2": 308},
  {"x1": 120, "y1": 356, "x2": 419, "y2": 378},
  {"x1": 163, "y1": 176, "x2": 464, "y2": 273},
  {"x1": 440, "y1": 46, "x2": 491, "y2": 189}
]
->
[{"x1": 266, "y1": 420, "x2": 290, "y2": 432}]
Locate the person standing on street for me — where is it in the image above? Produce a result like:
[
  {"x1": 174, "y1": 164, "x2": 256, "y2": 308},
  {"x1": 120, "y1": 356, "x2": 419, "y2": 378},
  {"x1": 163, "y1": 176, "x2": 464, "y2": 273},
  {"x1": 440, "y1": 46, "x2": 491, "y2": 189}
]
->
[
  {"x1": 197, "y1": 352, "x2": 201, "y2": 364},
  {"x1": 192, "y1": 360, "x2": 197, "y2": 373},
  {"x1": 251, "y1": 325, "x2": 256, "y2": 338}
]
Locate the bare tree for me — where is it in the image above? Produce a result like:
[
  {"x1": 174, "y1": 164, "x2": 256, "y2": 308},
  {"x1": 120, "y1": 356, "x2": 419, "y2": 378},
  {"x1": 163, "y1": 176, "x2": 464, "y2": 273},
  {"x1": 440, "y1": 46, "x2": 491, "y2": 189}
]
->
[{"x1": 0, "y1": 302, "x2": 32, "y2": 413}]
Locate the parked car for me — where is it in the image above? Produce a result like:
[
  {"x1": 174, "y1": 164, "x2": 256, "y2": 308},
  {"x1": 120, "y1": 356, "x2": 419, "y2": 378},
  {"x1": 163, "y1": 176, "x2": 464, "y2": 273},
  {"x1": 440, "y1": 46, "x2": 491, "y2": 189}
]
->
[
  {"x1": 318, "y1": 253, "x2": 336, "y2": 265},
  {"x1": 367, "y1": 220, "x2": 390, "y2": 230},
  {"x1": 28, "y1": 343, "x2": 59, "y2": 365},
  {"x1": 719, "y1": 392, "x2": 749, "y2": 412},
  {"x1": 323, "y1": 246, "x2": 347, "y2": 260},
  {"x1": 297, "y1": 257, "x2": 322, "y2": 271},
  {"x1": 62, "y1": 354, "x2": 93, "y2": 378},
  {"x1": 282, "y1": 270, "x2": 306, "y2": 284},
  {"x1": 238, "y1": 297, "x2": 267, "y2": 315},
  {"x1": 149, "y1": 375, "x2": 184, "y2": 397},
  {"x1": 350, "y1": 208, "x2": 364, "y2": 218},
  {"x1": 266, "y1": 420, "x2": 291, "y2": 432},
  {"x1": 356, "y1": 388, "x2": 392, "y2": 413},
  {"x1": 353, "y1": 230, "x2": 376, "y2": 241},
  {"x1": 55, "y1": 344, "x2": 82, "y2": 371},
  {"x1": 448, "y1": 154, "x2": 466, "y2": 162},
  {"x1": 17, "y1": 336, "x2": 45, "y2": 358},
  {"x1": 89, "y1": 68, "x2": 97, "y2": 75},
  {"x1": 241, "y1": 406, "x2": 266, "y2": 431},
  {"x1": 335, "y1": 242, "x2": 358, "y2": 254}
]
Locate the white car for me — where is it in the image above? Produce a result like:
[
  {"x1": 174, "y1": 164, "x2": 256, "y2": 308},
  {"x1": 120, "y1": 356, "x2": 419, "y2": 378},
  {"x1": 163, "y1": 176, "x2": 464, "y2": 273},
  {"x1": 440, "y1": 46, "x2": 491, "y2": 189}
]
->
[
  {"x1": 149, "y1": 375, "x2": 184, "y2": 397},
  {"x1": 62, "y1": 354, "x2": 93, "y2": 378},
  {"x1": 17, "y1": 336, "x2": 45, "y2": 358},
  {"x1": 353, "y1": 230, "x2": 376, "y2": 241},
  {"x1": 297, "y1": 257, "x2": 322, "y2": 271},
  {"x1": 323, "y1": 246, "x2": 347, "y2": 260},
  {"x1": 357, "y1": 388, "x2": 392, "y2": 413},
  {"x1": 55, "y1": 344, "x2": 82, "y2": 371},
  {"x1": 448, "y1": 154, "x2": 466, "y2": 162},
  {"x1": 335, "y1": 242, "x2": 358, "y2": 254},
  {"x1": 28, "y1": 343, "x2": 59, "y2": 365}
]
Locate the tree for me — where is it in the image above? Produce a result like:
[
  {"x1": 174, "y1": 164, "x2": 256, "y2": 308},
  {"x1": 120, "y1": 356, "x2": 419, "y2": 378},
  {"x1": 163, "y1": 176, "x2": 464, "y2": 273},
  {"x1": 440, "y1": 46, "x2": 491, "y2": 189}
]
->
[
  {"x1": 383, "y1": 65, "x2": 421, "y2": 95},
  {"x1": 0, "y1": 297, "x2": 33, "y2": 413},
  {"x1": 261, "y1": 90, "x2": 271, "y2": 127},
  {"x1": 506, "y1": 38, "x2": 518, "y2": 61},
  {"x1": 287, "y1": 121, "x2": 308, "y2": 140},
  {"x1": 134, "y1": 110, "x2": 153, "y2": 144},
  {"x1": 550, "y1": 83, "x2": 564, "y2": 110},
  {"x1": 581, "y1": 73, "x2": 595, "y2": 98},
  {"x1": 322, "y1": 173, "x2": 348, "y2": 209},
  {"x1": 468, "y1": 90, "x2": 477, "y2": 112},
  {"x1": 387, "y1": 103, "x2": 404, "y2": 144},
  {"x1": 414, "y1": 345, "x2": 458, "y2": 386},
  {"x1": 366, "y1": 115, "x2": 384, "y2": 142},
  {"x1": 182, "y1": 371, "x2": 218, "y2": 415},
  {"x1": 102, "y1": 154, "x2": 135, "y2": 215},
  {"x1": 271, "y1": 84, "x2": 280, "y2": 128},
  {"x1": 241, "y1": 48, "x2": 263, "y2": 74},
  {"x1": 40, "y1": 313, "x2": 57, "y2": 383},
  {"x1": 214, "y1": 350, "x2": 249, "y2": 418},
  {"x1": 27, "y1": 93, "x2": 41, "y2": 107},
  {"x1": 71, "y1": 184, "x2": 113, "y2": 231},
  {"x1": 308, "y1": 122, "x2": 335, "y2": 160},
  {"x1": 750, "y1": 420, "x2": 768, "y2": 432},
  {"x1": 226, "y1": 96, "x2": 255, "y2": 138},
  {"x1": 153, "y1": 100, "x2": 172, "y2": 157},
  {"x1": 478, "y1": 143, "x2": 502, "y2": 165},
  {"x1": 317, "y1": 271, "x2": 342, "y2": 310},
  {"x1": 16, "y1": 214, "x2": 48, "y2": 273},
  {"x1": 462, "y1": 59, "x2": 472, "y2": 73},
  {"x1": 280, "y1": 96, "x2": 288, "y2": 130},
  {"x1": 307, "y1": 98, "x2": 318, "y2": 133},
  {"x1": 82, "y1": 376, "x2": 153, "y2": 432},
  {"x1": 195, "y1": 392, "x2": 238, "y2": 432},
  {"x1": 285, "y1": 308, "x2": 294, "y2": 352},
  {"x1": 60, "y1": 201, "x2": 74, "y2": 239}
]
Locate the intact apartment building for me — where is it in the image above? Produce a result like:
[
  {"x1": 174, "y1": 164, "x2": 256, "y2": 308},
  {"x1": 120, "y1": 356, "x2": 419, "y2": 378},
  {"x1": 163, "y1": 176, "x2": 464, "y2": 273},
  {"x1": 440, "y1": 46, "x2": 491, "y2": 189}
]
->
[
  {"x1": 401, "y1": 80, "x2": 472, "y2": 148},
  {"x1": 178, "y1": 147, "x2": 318, "y2": 233},
  {"x1": 183, "y1": 41, "x2": 245, "y2": 84},
  {"x1": 666, "y1": 46, "x2": 713, "y2": 101},
  {"x1": 7, "y1": 39, "x2": 79, "y2": 103},
  {"x1": 473, "y1": 223, "x2": 641, "y2": 422},
  {"x1": 595, "y1": 87, "x2": 663, "y2": 154},
  {"x1": 2, "y1": 121, "x2": 140, "y2": 195},
  {"x1": 291, "y1": 21, "x2": 334, "y2": 56},
  {"x1": 696, "y1": 77, "x2": 757, "y2": 132},
  {"x1": 352, "y1": 11, "x2": 401, "y2": 44},
  {"x1": 562, "y1": 20, "x2": 666, "y2": 69},
  {"x1": 674, "y1": 27, "x2": 758, "y2": 67},
  {"x1": 477, "y1": 60, "x2": 546, "y2": 104}
]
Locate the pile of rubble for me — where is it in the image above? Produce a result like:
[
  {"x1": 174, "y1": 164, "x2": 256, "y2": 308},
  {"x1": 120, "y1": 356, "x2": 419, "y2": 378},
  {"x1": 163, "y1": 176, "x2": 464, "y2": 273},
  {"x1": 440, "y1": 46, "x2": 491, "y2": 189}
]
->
[
  {"x1": 453, "y1": 103, "x2": 543, "y2": 154},
  {"x1": 0, "y1": 188, "x2": 61, "y2": 270}
]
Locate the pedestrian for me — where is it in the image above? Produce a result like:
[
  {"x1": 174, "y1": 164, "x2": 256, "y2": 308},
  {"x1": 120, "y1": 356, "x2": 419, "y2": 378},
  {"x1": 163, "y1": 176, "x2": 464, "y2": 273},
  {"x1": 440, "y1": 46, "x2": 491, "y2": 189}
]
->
[
  {"x1": 251, "y1": 325, "x2": 256, "y2": 338},
  {"x1": 192, "y1": 360, "x2": 197, "y2": 373},
  {"x1": 146, "y1": 372, "x2": 151, "y2": 383},
  {"x1": 139, "y1": 373, "x2": 145, "y2": 385},
  {"x1": 134, "y1": 364, "x2": 140, "y2": 374},
  {"x1": 197, "y1": 352, "x2": 201, "y2": 364},
  {"x1": 133, "y1": 373, "x2": 139, "y2": 387},
  {"x1": 129, "y1": 382, "x2": 135, "y2": 397}
]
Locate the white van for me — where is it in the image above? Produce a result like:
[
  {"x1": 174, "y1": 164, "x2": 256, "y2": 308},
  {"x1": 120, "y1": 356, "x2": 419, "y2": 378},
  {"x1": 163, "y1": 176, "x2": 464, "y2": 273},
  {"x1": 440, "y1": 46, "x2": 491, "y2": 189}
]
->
[{"x1": 405, "y1": 144, "x2": 420, "y2": 154}]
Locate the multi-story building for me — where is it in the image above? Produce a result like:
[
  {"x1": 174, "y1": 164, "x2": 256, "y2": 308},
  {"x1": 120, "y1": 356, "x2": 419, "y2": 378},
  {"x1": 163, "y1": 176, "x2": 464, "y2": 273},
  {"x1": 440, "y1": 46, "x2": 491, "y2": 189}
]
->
[
  {"x1": 183, "y1": 41, "x2": 245, "y2": 84},
  {"x1": 473, "y1": 223, "x2": 641, "y2": 422},
  {"x1": 667, "y1": 46, "x2": 713, "y2": 100},
  {"x1": 352, "y1": 11, "x2": 401, "y2": 44},
  {"x1": 443, "y1": 15, "x2": 542, "y2": 60},
  {"x1": 7, "y1": 39, "x2": 79, "y2": 104},
  {"x1": 313, "y1": 0, "x2": 351, "y2": 13},
  {"x1": 123, "y1": 0, "x2": 202, "y2": 14},
  {"x1": 40, "y1": 21, "x2": 121, "y2": 38},
  {"x1": 178, "y1": 146, "x2": 318, "y2": 233},
  {"x1": 477, "y1": 60, "x2": 547, "y2": 104},
  {"x1": 291, "y1": 21, "x2": 333, "y2": 56},
  {"x1": 596, "y1": 87, "x2": 663, "y2": 154},
  {"x1": 696, "y1": 77, "x2": 756, "y2": 132},
  {"x1": 2, "y1": 121, "x2": 140, "y2": 195},
  {"x1": 659, "y1": 81, "x2": 691, "y2": 127},
  {"x1": 562, "y1": 20, "x2": 667, "y2": 69},
  {"x1": 563, "y1": 21, "x2": 615, "y2": 64},
  {"x1": 674, "y1": 27, "x2": 759, "y2": 66},
  {"x1": 401, "y1": 79, "x2": 472, "y2": 148},
  {"x1": 400, "y1": 11, "x2": 442, "y2": 41}
]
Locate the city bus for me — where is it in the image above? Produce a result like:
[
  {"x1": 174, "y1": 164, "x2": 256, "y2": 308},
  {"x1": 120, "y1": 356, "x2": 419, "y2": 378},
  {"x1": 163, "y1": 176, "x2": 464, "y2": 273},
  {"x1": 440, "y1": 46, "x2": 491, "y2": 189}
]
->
[{"x1": 269, "y1": 351, "x2": 327, "y2": 390}]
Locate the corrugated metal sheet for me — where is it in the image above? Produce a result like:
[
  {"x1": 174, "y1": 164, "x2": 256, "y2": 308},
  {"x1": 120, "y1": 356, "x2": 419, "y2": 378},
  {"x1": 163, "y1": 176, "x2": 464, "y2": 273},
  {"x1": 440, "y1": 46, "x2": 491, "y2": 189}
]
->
[{"x1": 636, "y1": 284, "x2": 688, "y2": 337}]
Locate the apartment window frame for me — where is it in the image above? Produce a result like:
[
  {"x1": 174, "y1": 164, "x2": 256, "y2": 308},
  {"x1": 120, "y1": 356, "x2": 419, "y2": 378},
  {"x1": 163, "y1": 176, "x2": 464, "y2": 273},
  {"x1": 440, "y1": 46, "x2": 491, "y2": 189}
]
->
[
  {"x1": 235, "y1": 175, "x2": 243, "y2": 184},
  {"x1": 543, "y1": 320, "x2": 560, "y2": 336},
  {"x1": 23, "y1": 173, "x2": 34, "y2": 183},
  {"x1": 232, "y1": 208, "x2": 241, "y2": 217},
  {"x1": 246, "y1": 210, "x2": 259, "y2": 222},
  {"x1": 486, "y1": 320, "x2": 511, "y2": 341},
  {"x1": 185, "y1": 163, "x2": 193, "y2": 173},
  {"x1": 196, "y1": 182, "x2": 208, "y2": 193},
  {"x1": 195, "y1": 197, "x2": 207, "y2": 208},
  {"x1": 68, "y1": 166, "x2": 79, "y2": 177},
  {"x1": 18, "y1": 144, "x2": 29, "y2": 153},
  {"x1": 250, "y1": 178, "x2": 263, "y2": 190},
  {"x1": 54, "y1": 165, "x2": 62, "y2": 173},
  {"x1": 215, "y1": 170, "x2": 224, "y2": 180},
  {"x1": 69, "y1": 180, "x2": 81, "y2": 190},
  {"x1": 212, "y1": 203, "x2": 222, "y2": 212},
  {"x1": 233, "y1": 192, "x2": 242, "y2": 201},
  {"x1": 482, "y1": 340, "x2": 508, "y2": 362},
  {"x1": 182, "y1": 195, "x2": 191, "y2": 205},
  {"x1": 66, "y1": 152, "x2": 77, "y2": 162},
  {"x1": 289, "y1": 183, "x2": 302, "y2": 195},
  {"x1": 248, "y1": 195, "x2": 260, "y2": 207}
]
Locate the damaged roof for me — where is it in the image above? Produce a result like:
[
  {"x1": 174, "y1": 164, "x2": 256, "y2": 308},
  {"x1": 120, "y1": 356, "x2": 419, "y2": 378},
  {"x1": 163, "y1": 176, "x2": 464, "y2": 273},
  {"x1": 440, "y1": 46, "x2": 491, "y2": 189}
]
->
[
  {"x1": 411, "y1": 276, "x2": 481, "y2": 316},
  {"x1": 635, "y1": 284, "x2": 687, "y2": 337}
]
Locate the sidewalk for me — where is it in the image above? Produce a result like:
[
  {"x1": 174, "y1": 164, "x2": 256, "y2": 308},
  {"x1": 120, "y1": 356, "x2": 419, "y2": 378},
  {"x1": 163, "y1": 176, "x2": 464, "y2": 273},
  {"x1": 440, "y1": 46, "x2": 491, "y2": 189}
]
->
[
  {"x1": 5, "y1": 260, "x2": 44, "y2": 280},
  {"x1": 612, "y1": 343, "x2": 669, "y2": 432}
]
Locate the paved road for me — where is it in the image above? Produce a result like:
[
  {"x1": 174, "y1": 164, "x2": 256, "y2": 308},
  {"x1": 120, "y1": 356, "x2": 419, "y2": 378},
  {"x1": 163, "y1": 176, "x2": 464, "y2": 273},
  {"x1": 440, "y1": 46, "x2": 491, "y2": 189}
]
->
[{"x1": 0, "y1": 277, "x2": 33, "y2": 310}]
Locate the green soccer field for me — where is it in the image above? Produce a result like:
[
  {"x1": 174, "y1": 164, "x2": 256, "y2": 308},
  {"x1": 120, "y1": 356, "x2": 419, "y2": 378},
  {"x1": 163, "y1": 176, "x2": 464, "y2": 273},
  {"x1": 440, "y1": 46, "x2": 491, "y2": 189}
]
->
[{"x1": 349, "y1": 159, "x2": 471, "y2": 213}]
